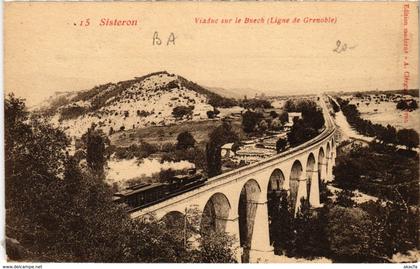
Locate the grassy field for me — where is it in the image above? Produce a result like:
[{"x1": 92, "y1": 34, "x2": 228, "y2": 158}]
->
[{"x1": 110, "y1": 118, "x2": 247, "y2": 147}]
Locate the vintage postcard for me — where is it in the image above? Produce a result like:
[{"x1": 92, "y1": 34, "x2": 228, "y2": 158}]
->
[{"x1": 2, "y1": 1, "x2": 419, "y2": 266}]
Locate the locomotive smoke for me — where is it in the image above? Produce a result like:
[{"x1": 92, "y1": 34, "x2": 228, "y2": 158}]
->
[{"x1": 107, "y1": 158, "x2": 195, "y2": 185}]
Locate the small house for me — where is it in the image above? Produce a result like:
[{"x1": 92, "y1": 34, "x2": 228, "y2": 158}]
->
[{"x1": 221, "y1": 143, "x2": 235, "y2": 158}]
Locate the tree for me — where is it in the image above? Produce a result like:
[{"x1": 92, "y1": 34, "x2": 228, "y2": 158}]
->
[
  {"x1": 197, "y1": 232, "x2": 238, "y2": 263},
  {"x1": 241, "y1": 110, "x2": 263, "y2": 133},
  {"x1": 5, "y1": 94, "x2": 239, "y2": 263},
  {"x1": 334, "y1": 189, "x2": 356, "y2": 208},
  {"x1": 333, "y1": 142, "x2": 419, "y2": 206},
  {"x1": 279, "y1": 112, "x2": 289, "y2": 124},
  {"x1": 304, "y1": 109, "x2": 325, "y2": 131},
  {"x1": 5, "y1": 95, "x2": 69, "y2": 259},
  {"x1": 326, "y1": 206, "x2": 374, "y2": 262},
  {"x1": 292, "y1": 99, "x2": 325, "y2": 130},
  {"x1": 319, "y1": 179, "x2": 333, "y2": 204},
  {"x1": 85, "y1": 126, "x2": 109, "y2": 174},
  {"x1": 409, "y1": 100, "x2": 418, "y2": 110},
  {"x1": 396, "y1": 128, "x2": 419, "y2": 150},
  {"x1": 206, "y1": 121, "x2": 239, "y2": 177},
  {"x1": 269, "y1": 194, "x2": 329, "y2": 259},
  {"x1": 267, "y1": 191, "x2": 292, "y2": 255},
  {"x1": 159, "y1": 169, "x2": 176, "y2": 183},
  {"x1": 379, "y1": 124, "x2": 397, "y2": 144},
  {"x1": 193, "y1": 146, "x2": 207, "y2": 173},
  {"x1": 283, "y1": 99, "x2": 297, "y2": 112},
  {"x1": 129, "y1": 207, "x2": 238, "y2": 263},
  {"x1": 383, "y1": 202, "x2": 418, "y2": 254},
  {"x1": 52, "y1": 158, "x2": 131, "y2": 262},
  {"x1": 396, "y1": 99, "x2": 417, "y2": 111},
  {"x1": 5, "y1": 95, "x2": 130, "y2": 262},
  {"x1": 289, "y1": 198, "x2": 330, "y2": 259},
  {"x1": 358, "y1": 200, "x2": 394, "y2": 259},
  {"x1": 287, "y1": 118, "x2": 318, "y2": 147},
  {"x1": 176, "y1": 131, "x2": 196, "y2": 150},
  {"x1": 338, "y1": 98, "x2": 417, "y2": 149},
  {"x1": 358, "y1": 200, "x2": 418, "y2": 260},
  {"x1": 276, "y1": 138, "x2": 287, "y2": 153},
  {"x1": 283, "y1": 99, "x2": 324, "y2": 145},
  {"x1": 269, "y1": 111, "x2": 278, "y2": 118},
  {"x1": 396, "y1": 100, "x2": 407, "y2": 110},
  {"x1": 127, "y1": 216, "x2": 194, "y2": 263}
]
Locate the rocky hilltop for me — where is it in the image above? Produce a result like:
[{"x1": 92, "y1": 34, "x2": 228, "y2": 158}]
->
[{"x1": 39, "y1": 71, "x2": 237, "y2": 137}]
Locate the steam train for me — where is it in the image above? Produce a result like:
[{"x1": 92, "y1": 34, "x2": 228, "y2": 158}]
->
[{"x1": 113, "y1": 169, "x2": 207, "y2": 212}]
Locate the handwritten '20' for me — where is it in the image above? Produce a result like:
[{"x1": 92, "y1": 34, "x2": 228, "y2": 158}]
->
[{"x1": 333, "y1": 40, "x2": 357, "y2": 53}]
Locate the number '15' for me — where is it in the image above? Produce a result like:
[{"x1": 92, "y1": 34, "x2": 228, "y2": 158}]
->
[{"x1": 80, "y1": 18, "x2": 90, "y2": 27}]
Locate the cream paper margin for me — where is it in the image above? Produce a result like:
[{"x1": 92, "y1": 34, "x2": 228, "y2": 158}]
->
[{"x1": 1, "y1": 1, "x2": 419, "y2": 267}]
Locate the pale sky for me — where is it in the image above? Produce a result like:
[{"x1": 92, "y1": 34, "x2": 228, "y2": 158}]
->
[{"x1": 4, "y1": 2, "x2": 419, "y2": 106}]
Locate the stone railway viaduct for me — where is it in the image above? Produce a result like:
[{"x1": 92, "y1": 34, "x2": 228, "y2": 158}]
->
[{"x1": 131, "y1": 95, "x2": 337, "y2": 263}]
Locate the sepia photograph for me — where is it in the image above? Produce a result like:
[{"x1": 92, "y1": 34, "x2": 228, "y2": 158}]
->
[{"x1": 2, "y1": 1, "x2": 419, "y2": 265}]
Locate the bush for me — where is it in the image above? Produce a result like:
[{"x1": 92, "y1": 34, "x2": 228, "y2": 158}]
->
[
  {"x1": 258, "y1": 119, "x2": 268, "y2": 132},
  {"x1": 276, "y1": 138, "x2": 287, "y2": 153},
  {"x1": 206, "y1": 110, "x2": 215, "y2": 119},
  {"x1": 59, "y1": 105, "x2": 88, "y2": 121},
  {"x1": 111, "y1": 142, "x2": 158, "y2": 160},
  {"x1": 176, "y1": 131, "x2": 196, "y2": 150},
  {"x1": 396, "y1": 99, "x2": 418, "y2": 111},
  {"x1": 172, "y1": 106, "x2": 194, "y2": 120},
  {"x1": 241, "y1": 98, "x2": 273, "y2": 109},
  {"x1": 271, "y1": 118, "x2": 282, "y2": 131},
  {"x1": 137, "y1": 110, "x2": 151, "y2": 117},
  {"x1": 334, "y1": 189, "x2": 356, "y2": 208}
]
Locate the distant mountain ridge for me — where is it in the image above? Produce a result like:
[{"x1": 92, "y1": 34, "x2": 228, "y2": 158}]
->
[
  {"x1": 41, "y1": 71, "x2": 237, "y2": 137},
  {"x1": 208, "y1": 86, "x2": 256, "y2": 99}
]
